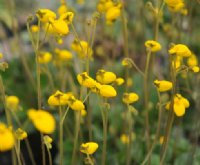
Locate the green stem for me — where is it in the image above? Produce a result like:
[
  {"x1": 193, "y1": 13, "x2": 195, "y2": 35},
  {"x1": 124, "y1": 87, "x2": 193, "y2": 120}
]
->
[
  {"x1": 160, "y1": 55, "x2": 177, "y2": 164},
  {"x1": 126, "y1": 104, "x2": 133, "y2": 165},
  {"x1": 59, "y1": 105, "x2": 64, "y2": 165},
  {"x1": 144, "y1": 50, "x2": 152, "y2": 158},
  {"x1": 47, "y1": 148, "x2": 53, "y2": 165},
  {"x1": 87, "y1": 154, "x2": 94, "y2": 165},
  {"x1": 16, "y1": 140, "x2": 22, "y2": 165},
  {"x1": 101, "y1": 100, "x2": 108, "y2": 165},
  {"x1": 141, "y1": 89, "x2": 162, "y2": 165},
  {"x1": 71, "y1": 111, "x2": 81, "y2": 165}
]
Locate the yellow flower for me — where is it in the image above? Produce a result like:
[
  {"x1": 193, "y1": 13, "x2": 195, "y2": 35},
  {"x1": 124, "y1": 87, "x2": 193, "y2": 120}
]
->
[
  {"x1": 71, "y1": 40, "x2": 93, "y2": 58},
  {"x1": 122, "y1": 58, "x2": 132, "y2": 68},
  {"x1": 6, "y1": 95, "x2": 20, "y2": 111},
  {"x1": 154, "y1": 80, "x2": 173, "y2": 92},
  {"x1": 192, "y1": 66, "x2": 199, "y2": 73},
  {"x1": 77, "y1": 0, "x2": 85, "y2": 5},
  {"x1": 165, "y1": 0, "x2": 185, "y2": 13},
  {"x1": 81, "y1": 109, "x2": 87, "y2": 117},
  {"x1": 168, "y1": 44, "x2": 191, "y2": 57},
  {"x1": 31, "y1": 25, "x2": 39, "y2": 33},
  {"x1": 145, "y1": 40, "x2": 161, "y2": 52},
  {"x1": 59, "y1": 12, "x2": 74, "y2": 24},
  {"x1": 57, "y1": 4, "x2": 68, "y2": 16},
  {"x1": 122, "y1": 92, "x2": 139, "y2": 104},
  {"x1": 115, "y1": 78, "x2": 124, "y2": 86},
  {"x1": 36, "y1": 9, "x2": 56, "y2": 23},
  {"x1": 28, "y1": 109, "x2": 56, "y2": 134},
  {"x1": 77, "y1": 72, "x2": 96, "y2": 88},
  {"x1": 106, "y1": 5, "x2": 121, "y2": 24},
  {"x1": 99, "y1": 85, "x2": 117, "y2": 98},
  {"x1": 0, "y1": 53, "x2": 3, "y2": 59},
  {"x1": 159, "y1": 136, "x2": 164, "y2": 144},
  {"x1": 0, "y1": 123, "x2": 15, "y2": 151},
  {"x1": 165, "y1": 94, "x2": 189, "y2": 117},
  {"x1": 127, "y1": 78, "x2": 133, "y2": 87},
  {"x1": 43, "y1": 135, "x2": 53, "y2": 149},
  {"x1": 172, "y1": 56, "x2": 182, "y2": 69},
  {"x1": 51, "y1": 19, "x2": 69, "y2": 35},
  {"x1": 15, "y1": 128, "x2": 27, "y2": 140},
  {"x1": 55, "y1": 49, "x2": 73, "y2": 61},
  {"x1": 48, "y1": 90, "x2": 72, "y2": 106},
  {"x1": 80, "y1": 142, "x2": 98, "y2": 155},
  {"x1": 43, "y1": 23, "x2": 55, "y2": 34},
  {"x1": 120, "y1": 134, "x2": 129, "y2": 144},
  {"x1": 38, "y1": 52, "x2": 52, "y2": 64},
  {"x1": 187, "y1": 54, "x2": 198, "y2": 67},
  {"x1": 67, "y1": 96, "x2": 85, "y2": 111},
  {"x1": 96, "y1": 69, "x2": 117, "y2": 84}
]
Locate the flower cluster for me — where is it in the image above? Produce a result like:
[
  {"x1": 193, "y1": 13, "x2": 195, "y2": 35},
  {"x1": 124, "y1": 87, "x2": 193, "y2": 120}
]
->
[
  {"x1": 97, "y1": 0, "x2": 122, "y2": 24},
  {"x1": 48, "y1": 90, "x2": 85, "y2": 111},
  {"x1": 36, "y1": 8, "x2": 74, "y2": 36},
  {"x1": 165, "y1": 94, "x2": 190, "y2": 117},
  {"x1": 77, "y1": 70, "x2": 124, "y2": 98},
  {"x1": 165, "y1": 0, "x2": 187, "y2": 15}
]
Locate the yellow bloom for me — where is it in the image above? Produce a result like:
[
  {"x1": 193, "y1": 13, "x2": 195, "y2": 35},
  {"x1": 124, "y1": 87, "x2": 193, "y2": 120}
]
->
[
  {"x1": 0, "y1": 123, "x2": 15, "y2": 152},
  {"x1": 15, "y1": 128, "x2": 27, "y2": 140},
  {"x1": 127, "y1": 78, "x2": 133, "y2": 87},
  {"x1": 106, "y1": 5, "x2": 121, "y2": 24},
  {"x1": 120, "y1": 134, "x2": 129, "y2": 144},
  {"x1": 99, "y1": 85, "x2": 117, "y2": 98},
  {"x1": 77, "y1": 72, "x2": 96, "y2": 88},
  {"x1": 71, "y1": 40, "x2": 93, "y2": 58},
  {"x1": 31, "y1": 25, "x2": 39, "y2": 33},
  {"x1": 96, "y1": 69, "x2": 117, "y2": 84},
  {"x1": 59, "y1": 12, "x2": 74, "y2": 24},
  {"x1": 172, "y1": 56, "x2": 182, "y2": 69},
  {"x1": 145, "y1": 40, "x2": 162, "y2": 52},
  {"x1": 115, "y1": 78, "x2": 124, "y2": 86},
  {"x1": 80, "y1": 142, "x2": 98, "y2": 155},
  {"x1": 6, "y1": 95, "x2": 20, "y2": 111},
  {"x1": 55, "y1": 49, "x2": 73, "y2": 61},
  {"x1": 67, "y1": 96, "x2": 85, "y2": 111},
  {"x1": 122, "y1": 58, "x2": 132, "y2": 68},
  {"x1": 81, "y1": 109, "x2": 87, "y2": 117},
  {"x1": 165, "y1": 94, "x2": 189, "y2": 117},
  {"x1": 168, "y1": 44, "x2": 191, "y2": 57},
  {"x1": 43, "y1": 135, "x2": 53, "y2": 149},
  {"x1": 159, "y1": 136, "x2": 164, "y2": 144},
  {"x1": 38, "y1": 52, "x2": 52, "y2": 64},
  {"x1": 28, "y1": 109, "x2": 56, "y2": 134},
  {"x1": 154, "y1": 80, "x2": 173, "y2": 92},
  {"x1": 48, "y1": 90, "x2": 72, "y2": 106},
  {"x1": 57, "y1": 4, "x2": 68, "y2": 16},
  {"x1": 165, "y1": 0, "x2": 185, "y2": 13},
  {"x1": 0, "y1": 53, "x2": 3, "y2": 59},
  {"x1": 123, "y1": 92, "x2": 139, "y2": 104},
  {"x1": 187, "y1": 54, "x2": 198, "y2": 67},
  {"x1": 51, "y1": 19, "x2": 69, "y2": 35},
  {"x1": 192, "y1": 66, "x2": 199, "y2": 73},
  {"x1": 36, "y1": 9, "x2": 56, "y2": 23}
]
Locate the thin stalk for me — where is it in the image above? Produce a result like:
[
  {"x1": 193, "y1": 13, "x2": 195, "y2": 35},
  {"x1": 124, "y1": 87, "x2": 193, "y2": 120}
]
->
[
  {"x1": 87, "y1": 153, "x2": 94, "y2": 165},
  {"x1": 71, "y1": 111, "x2": 81, "y2": 165},
  {"x1": 141, "y1": 89, "x2": 163, "y2": 165},
  {"x1": 126, "y1": 104, "x2": 133, "y2": 165},
  {"x1": 160, "y1": 55, "x2": 177, "y2": 164},
  {"x1": 144, "y1": 50, "x2": 152, "y2": 158},
  {"x1": 59, "y1": 105, "x2": 64, "y2": 165},
  {"x1": 47, "y1": 148, "x2": 53, "y2": 165},
  {"x1": 101, "y1": 100, "x2": 108, "y2": 165},
  {"x1": 16, "y1": 140, "x2": 22, "y2": 165},
  {"x1": 0, "y1": 75, "x2": 17, "y2": 165},
  {"x1": 10, "y1": 110, "x2": 36, "y2": 165}
]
